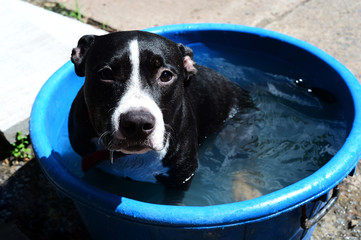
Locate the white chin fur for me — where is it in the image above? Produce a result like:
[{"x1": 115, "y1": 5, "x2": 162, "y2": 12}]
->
[{"x1": 120, "y1": 148, "x2": 151, "y2": 155}]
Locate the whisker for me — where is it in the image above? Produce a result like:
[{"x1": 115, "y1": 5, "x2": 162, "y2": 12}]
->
[
  {"x1": 109, "y1": 150, "x2": 114, "y2": 164},
  {"x1": 98, "y1": 131, "x2": 110, "y2": 144},
  {"x1": 108, "y1": 138, "x2": 114, "y2": 149},
  {"x1": 111, "y1": 129, "x2": 118, "y2": 136},
  {"x1": 108, "y1": 107, "x2": 117, "y2": 115},
  {"x1": 164, "y1": 124, "x2": 175, "y2": 144}
]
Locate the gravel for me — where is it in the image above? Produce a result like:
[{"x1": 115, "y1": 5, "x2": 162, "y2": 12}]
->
[{"x1": 311, "y1": 164, "x2": 361, "y2": 240}]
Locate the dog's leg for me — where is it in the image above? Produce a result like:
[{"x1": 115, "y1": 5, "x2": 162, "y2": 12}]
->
[{"x1": 161, "y1": 180, "x2": 193, "y2": 205}]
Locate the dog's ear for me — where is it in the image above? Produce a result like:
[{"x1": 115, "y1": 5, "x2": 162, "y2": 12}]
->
[
  {"x1": 178, "y1": 44, "x2": 197, "y2": 81},
  {"x1": 71, "y1": 35, "x2": 96, "y2": 77}
]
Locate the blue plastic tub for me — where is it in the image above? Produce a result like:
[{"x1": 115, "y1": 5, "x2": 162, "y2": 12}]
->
[{"x1": 30, "y1": 24, "x2": 361, "y2": 240}]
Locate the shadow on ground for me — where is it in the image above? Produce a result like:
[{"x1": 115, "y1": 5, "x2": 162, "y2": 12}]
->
[{"x1": 0, "y1": 158, "x2": 90, "y2": 240}]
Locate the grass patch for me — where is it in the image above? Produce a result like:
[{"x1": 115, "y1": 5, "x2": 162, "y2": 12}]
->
[{"x1": 11, "y1": 132, "x2": 33, "y2": 162}]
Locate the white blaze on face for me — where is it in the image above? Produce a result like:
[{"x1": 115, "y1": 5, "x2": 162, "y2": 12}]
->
[{"x1": 111, "y1": 39, "x2": 166, "y2": 154}]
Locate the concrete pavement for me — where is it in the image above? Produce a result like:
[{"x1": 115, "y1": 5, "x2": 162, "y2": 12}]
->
[
  {"x1": 0, "y1": 0, "x2": 106, "y2": 141},
  {"x1": 2, "y1": 0, "x2": 360, "y2": 140},
  {"x1": 62, "y1": 0, "x2": 361, "y2": 82}
]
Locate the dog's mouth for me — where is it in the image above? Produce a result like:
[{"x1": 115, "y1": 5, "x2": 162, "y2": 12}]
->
[
  {"x1": 104, "y1": 139, "x2": 157, "y2": 155},
  {"x1": 119, "y1": 144, "x2": 153, "y2": 154},
  {"x1": 100, "y1": 126, "x2": 169, "y2": 155}
]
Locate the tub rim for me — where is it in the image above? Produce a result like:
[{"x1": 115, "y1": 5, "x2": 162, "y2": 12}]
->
[{"x1": 30, "y1": 23, "x2": 361, "y2": 227}]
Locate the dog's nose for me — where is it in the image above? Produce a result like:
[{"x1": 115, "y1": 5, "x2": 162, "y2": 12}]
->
[{"x1": 119, "y1": 111, "x2": 155, "y2": 139}]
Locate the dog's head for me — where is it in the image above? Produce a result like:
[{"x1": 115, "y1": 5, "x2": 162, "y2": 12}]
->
[{"x1": 71, "y1": 31, "x2": 197, "y2": 155}]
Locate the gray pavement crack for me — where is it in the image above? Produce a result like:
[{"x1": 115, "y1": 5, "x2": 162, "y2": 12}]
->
[{"x1": 255, "y1": 0, "x2": 311, "y2": 28}]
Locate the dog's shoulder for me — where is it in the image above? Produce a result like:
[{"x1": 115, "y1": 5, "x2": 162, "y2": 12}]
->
[
  {"x1": 69, "y1": 87, "x2": 101, "y2": 156},
  {"x1": 184, "y1": 64, "x2": 254, "y2": 140}
]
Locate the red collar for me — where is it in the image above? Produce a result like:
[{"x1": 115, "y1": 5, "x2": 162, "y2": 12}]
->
[{"x1": 81, "y1": 150, "x2": 109, "y2": 172}]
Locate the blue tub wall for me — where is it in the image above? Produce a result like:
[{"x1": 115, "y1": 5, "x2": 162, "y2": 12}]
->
[
  {"x1": 29, "y1": 24, "x2": 361, "y2": 240},
  {"x1": 75, "y1": 200, "x2": 319, "y2": 240}
]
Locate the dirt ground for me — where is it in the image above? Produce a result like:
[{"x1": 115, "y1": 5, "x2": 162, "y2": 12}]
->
[
  {"x1": 311, "y1": 164, "x2": 361, "y2": 240},
  {"x1": 0, "y1": 158, "x2": 90, "y2": 240}
]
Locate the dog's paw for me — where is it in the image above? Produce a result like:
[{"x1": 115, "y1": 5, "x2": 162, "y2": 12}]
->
[{"x1": 233, "y1": 171, "x2": 262, "y2": 201}]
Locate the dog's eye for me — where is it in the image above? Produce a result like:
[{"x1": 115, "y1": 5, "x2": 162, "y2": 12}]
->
[
  {"x1": 98, "y1": 67, "x2": 115, "y2": 81},
  {"x1": 159, "y1": 71, "x2": 173, "y2": 83}
]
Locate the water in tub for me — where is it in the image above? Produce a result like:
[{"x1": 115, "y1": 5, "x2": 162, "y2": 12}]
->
[{"x1": 55, "y1": 43, "x2": 348, "y2": 206}]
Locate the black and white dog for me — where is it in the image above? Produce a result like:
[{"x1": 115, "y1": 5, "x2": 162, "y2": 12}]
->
[{"x1": 69, "y1": 31, "x2": 253, "y2": 189}]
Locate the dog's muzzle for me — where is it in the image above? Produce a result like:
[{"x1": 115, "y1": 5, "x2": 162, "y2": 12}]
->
[
  {"x1": 110, "y1": 110, "x2": 159, "y2": 154},
  {"x1": 118, "y1": 110, "x2": 156, "y2": 140}
]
